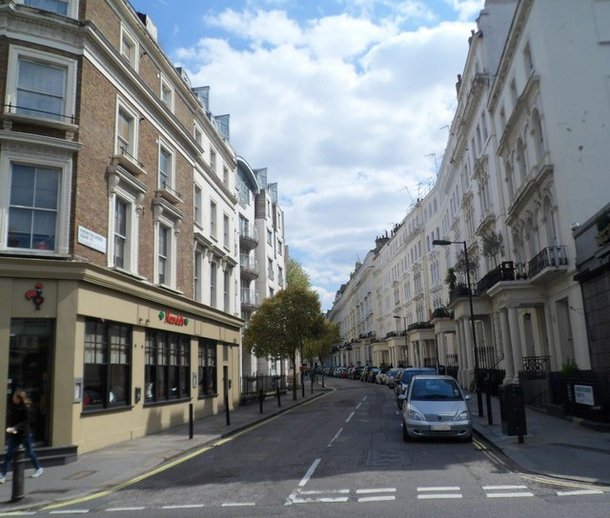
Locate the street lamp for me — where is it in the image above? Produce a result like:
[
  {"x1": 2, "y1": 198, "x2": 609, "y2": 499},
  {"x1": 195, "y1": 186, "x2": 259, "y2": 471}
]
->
[
  {"x1": 393, "y1": 315, "x2": 408, "y2": 367},
  {"x1": 433, "y1": 239, "x2": 484, "y2": 417}
]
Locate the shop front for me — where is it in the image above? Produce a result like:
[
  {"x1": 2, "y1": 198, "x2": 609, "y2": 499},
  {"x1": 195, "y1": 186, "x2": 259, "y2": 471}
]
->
[{"x1": 0, "y1": 259, "x2": 242, "y2": 455}]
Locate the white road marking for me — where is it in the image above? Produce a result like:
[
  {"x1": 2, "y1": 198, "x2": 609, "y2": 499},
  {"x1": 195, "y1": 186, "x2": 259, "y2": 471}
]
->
[
  {"x1": 356, "y1": 488, "x2": 396, "y2": 494},
  {"x1": 221, "y1": 502, "x2": 255, "y2": 507},
  {"x1": 556, "y1": 489, "x2": 604, "y2": 496},
  {"x1": 49, "y1": 511, "x2": 90, "y2": 515},
  {"x1": 362, "y1": 396, "x2": 367, "y2": 401},
  {"x1": 486, "y1": 492, "x2": 534, "y2": 498},
  {"x1": 482, "y1": 485, "x2": 528, "y2": 490},
  {"x1": 358, "y1": 496, "x2": 396, "y2": 502},
  {"x1": 298, "y1": 458, "x2": 321, "y2": 487},
  {"x1": 328, "y1": 428, "x2": 343, "y2": 447},
  {"x1": 345, "y1": 411, "x2": 355, "y2": 422},
  {"x1": 418, "y1": 486, "x2": 461, "y2": 492},
  {"x1": 106, "y1": 508, "x2": 145, "y2": 512},
  {"x1": 418, "y1": 494, "x2": 463, "y2": 499},
  {"x1": 161, "y1": 504, "x2": 205, "y2": 509},
  {"x1": 299, "y1": 489, "x2": 350, "y2": 495},
  {"x1": 355, "y1": 402, "x2": 362, "y2": 409}
]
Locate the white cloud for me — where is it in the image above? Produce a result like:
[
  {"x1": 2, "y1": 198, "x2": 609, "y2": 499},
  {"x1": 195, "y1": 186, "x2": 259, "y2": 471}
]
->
[{"x1": 175, "y1": 5, "x2": 477, "y2": 310}]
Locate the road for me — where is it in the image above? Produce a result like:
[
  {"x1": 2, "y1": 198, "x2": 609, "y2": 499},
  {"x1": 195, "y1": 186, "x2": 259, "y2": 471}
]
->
[{"x1": 37, "y1": 378, "x2": 609, "y2": 517}]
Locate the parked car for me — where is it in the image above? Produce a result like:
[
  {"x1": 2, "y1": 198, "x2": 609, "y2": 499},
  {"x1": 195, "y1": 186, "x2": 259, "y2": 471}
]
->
[
  {"x1": 395, "y1": 367, "x2": 437, "y2": 407},
  {"x1": 386, "y1": 368, "x2": 403, "y2": 389},
  {"x1": 399, "y1": 375, "x2": 472, "y2": 442}
]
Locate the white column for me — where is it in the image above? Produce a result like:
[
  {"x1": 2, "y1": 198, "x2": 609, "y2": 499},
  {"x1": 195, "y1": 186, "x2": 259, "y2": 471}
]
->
[
  {"x1": 499, "y1": 308, "x2": 515, "y2": 384},
  {"x1": 463, "y1": 317, "x2": 475, "y2": 389},
  {"x1": 507, "y1": 306, "x2": 524, "y2": 384}
]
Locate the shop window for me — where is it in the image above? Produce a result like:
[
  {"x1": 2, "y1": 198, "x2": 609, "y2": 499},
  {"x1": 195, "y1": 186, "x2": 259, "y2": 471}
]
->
[
  {"x1": 83, "y1": 319, "x2": 131, "y2": 411},
  {"x1": 198, "y1": 340, "x2": 217, "y2": 397},
  {"x1": 145, "y1": 330, "x2": 190, "y2": 403}
]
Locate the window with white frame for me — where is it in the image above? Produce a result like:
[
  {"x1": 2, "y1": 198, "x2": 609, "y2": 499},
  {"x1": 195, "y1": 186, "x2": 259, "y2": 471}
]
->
[
  {"x1": 157, "y1": 224, "x2": 170, "y2": 285},
  {"x1": 160, "y1": 77, "x2": 174, "y2": 111},
  {"x1": 193, "y1": 185, "x2": 202, "y2": 226},
  {"x1": 159, "y1": 144, "x2": 173, "y2": 190},
  {"x1": 6, "y1": 46, "x2": 76, "y2": 124},
  {"x1": 223, "y1": 213, "x2": 229, "y2": 249},
  {"x1": 120, "y1": 26, "x2": 138, "y2": 70},
  {"x1": 116, "y1": 102, "x2": 138, "y2": 158},
  {"x1": 6, "y1": 163, "x2": 58, "y2": 250},
  {"x1": 23, "y1": 0, "x2": 71, "y2": 16},
  {"x1": 210, "y1": 200, "x2": 217, "y2": 238},
  {"x1": 108, "y1": 189, "x2": 140, "y2": 273},
  {"x1": 210, "y1": 261, "x2": 217, "y2": 308},
  {"x1": 223, "y1": 269, "x2": 230, "y2": 312},
  {"x1": 193, "y1": 123, "x2": 203, "y2": 149},
  {"x1": 194, "y1": 250, "x2": 202, "y2": 302},
  {"x1": 210, "y1": 148, "x2": 217, "y2": 174}
]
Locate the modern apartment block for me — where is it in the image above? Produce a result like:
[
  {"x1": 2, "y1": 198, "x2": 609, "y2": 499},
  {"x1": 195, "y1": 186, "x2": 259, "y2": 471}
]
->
[
  {"x1": 329, "y1": 0, "x2": 610, "y2": 413},
  {"x1": 236, "y1": 158, "x2": 288, "y2": 378},
  {"x1": 0, "y1": 0, "x2": 243, "y2": 455}
]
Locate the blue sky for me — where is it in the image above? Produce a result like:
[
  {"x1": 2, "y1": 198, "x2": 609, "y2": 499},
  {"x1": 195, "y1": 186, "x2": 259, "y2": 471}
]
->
[{"x1": 129, "y1": 0, "x2": 484, "y2": 310}]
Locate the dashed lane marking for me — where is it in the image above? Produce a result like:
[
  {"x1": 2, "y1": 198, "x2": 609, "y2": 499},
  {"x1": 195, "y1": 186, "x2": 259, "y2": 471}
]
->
[
  {"x1": 486, "y1": 492, "x2": 534, "y2": 498},
  {"x1": 556, "y1": 489, "x2": 604, "y2": 496},
  {"x1": 161, "y1": 504, "x2": 205, "y2": 509},
  {"x1": 417, "y1": 486, "x2": 462, "y2": 500},
  {"x1": 105, "y1": 508, "x2": 145, "y2": 512}
]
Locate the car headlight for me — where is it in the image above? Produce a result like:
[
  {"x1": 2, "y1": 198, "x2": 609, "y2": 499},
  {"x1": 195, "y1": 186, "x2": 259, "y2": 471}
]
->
[
  {"x1": 407, "y1": 409, "x2": 425, "y2": 421},
  {"x1": 455, "y1": 410, "x2": 470, "y2": 421}
]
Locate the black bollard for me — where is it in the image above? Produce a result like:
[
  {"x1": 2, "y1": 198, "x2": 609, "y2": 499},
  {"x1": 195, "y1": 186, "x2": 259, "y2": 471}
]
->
[
  {"x1": 310, "y1": 373, "x2": 314, "y2": 394},
  {"x1": 189, "y1": 403, "x2": 194, "y2": 439},
  {"x1": 259, "y1": 389, "x2": 264, "y2": 414},
  {"x1": 11, "y1": 445, "x2": 25, "y2": 502},
  {"x1": 301, "y1": 378, "x2": 305, "y2": 398},
  {"x1": 486, "y1": 388, "x2": 493, "y2": 425}
]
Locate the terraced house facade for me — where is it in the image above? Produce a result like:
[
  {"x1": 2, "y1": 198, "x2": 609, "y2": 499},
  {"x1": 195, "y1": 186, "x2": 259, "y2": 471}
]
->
[
  {"x1": 329, "y1": 0, "x2": 610, "y2": 421},
  {"x1": 0, "y1": 0, "x2": 244, "y2": 455}
]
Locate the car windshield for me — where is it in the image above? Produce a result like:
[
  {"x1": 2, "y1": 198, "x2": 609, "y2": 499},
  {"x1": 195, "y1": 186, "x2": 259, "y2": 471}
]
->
[
  {"x1": 401, "y1": 369, "x2": 435, "y2": 384},
  {"x1": 410, "y1": 379, "x2": 463, "y2": 401}
]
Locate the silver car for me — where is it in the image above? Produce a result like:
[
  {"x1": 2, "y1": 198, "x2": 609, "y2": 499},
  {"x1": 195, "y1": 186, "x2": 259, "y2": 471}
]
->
[{"x1": 399, "y1": 375, "x2": 472, "y2": 442}]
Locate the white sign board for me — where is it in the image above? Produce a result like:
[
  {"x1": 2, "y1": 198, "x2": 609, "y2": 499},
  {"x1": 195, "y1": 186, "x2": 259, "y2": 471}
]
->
[
  {"x1": 78, "y1": 226, "x2": 107, "y2": 253},
  {"x1": 574, "y1": 384, "x2": 594, "y2": 406}
]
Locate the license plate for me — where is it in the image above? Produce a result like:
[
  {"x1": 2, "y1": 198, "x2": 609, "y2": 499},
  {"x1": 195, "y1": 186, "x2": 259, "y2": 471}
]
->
[{"x1": 431, "y1": 424, "x2": 451, "y2": 431}]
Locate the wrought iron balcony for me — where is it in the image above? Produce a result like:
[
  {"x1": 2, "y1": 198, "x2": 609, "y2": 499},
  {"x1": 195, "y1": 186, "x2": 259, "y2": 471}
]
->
[
  {"x1": 407, "y1": 321, "x2": 434, "y2": 331},
  {"x1": 528, "y1": 245, "x2": 568, "y2": 283},
  {"x1": 239, "y1": 255, "x2": 259, "y2": 279},
  {"x1": 477, "y1": 261, "x2": 516, "y2": 293}
]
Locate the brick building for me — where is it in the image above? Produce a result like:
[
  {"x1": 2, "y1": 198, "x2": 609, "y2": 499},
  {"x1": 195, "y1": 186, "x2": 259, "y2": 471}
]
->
[{"x1": 0, "y1": 0, "x2": 242, "y2": 455}]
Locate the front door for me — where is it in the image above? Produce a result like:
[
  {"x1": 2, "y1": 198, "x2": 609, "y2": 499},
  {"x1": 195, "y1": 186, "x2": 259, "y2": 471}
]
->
[{"x1": 7, "y1": 319, "x2": 53, "y2": 444}]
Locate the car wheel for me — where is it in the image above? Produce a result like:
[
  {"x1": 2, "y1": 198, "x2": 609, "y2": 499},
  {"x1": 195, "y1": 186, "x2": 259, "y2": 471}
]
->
[{"x1": 402, "y1": 418, "x2": 410, "y2": 442}]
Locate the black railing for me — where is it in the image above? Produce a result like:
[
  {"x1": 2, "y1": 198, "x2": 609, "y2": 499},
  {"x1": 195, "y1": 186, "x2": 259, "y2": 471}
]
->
[
  {"x1": 407, "y1": 321, "x2": 434, "y2": 331},
  {"x1": 528, "y1": 245, "x2": 567, "y2": 278},
  {"x1": 548, "y1": 370, "x2": 610, "y2": 423},
  {"x1": 522, "y1": 355, "x2": 550, "y2": 379},
  {"x1": 3, "y1": 102, "x2": 77, "y2": 124},
  {"x1": 119, "y1": 146, "x2": 145, "y2": 169},
  {"x1": 477, "y1": 261, "x2": 515, "y2": 293},
  {"x1": 240, "y1": 374, "x2": 287, "y2": 400},
  {"x1": 449, "y1": 284, "x2": 476, "y2": 304}
]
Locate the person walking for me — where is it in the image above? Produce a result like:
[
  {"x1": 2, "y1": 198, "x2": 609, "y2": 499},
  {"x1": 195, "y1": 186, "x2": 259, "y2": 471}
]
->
[{"x1": 0, "y1": 389, "x2": 43, "y2": 483}]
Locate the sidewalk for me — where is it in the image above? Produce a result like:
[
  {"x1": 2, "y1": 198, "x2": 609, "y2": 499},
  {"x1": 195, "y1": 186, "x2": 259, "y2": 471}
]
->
[
  {"x1": 0, "y1": 382, "x2": 330, "y2": 512},
  {"x1": 468, "y1": 392, "x2": 610, "y2": 486}
]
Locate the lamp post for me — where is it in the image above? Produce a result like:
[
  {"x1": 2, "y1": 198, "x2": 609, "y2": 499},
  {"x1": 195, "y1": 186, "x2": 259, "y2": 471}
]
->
[
  {"x1": 393, "y1": 315, "x2": 408, "y2": 367},
  {"x1": 433, "y1": 239, "x2": 484, "y2": 417}
]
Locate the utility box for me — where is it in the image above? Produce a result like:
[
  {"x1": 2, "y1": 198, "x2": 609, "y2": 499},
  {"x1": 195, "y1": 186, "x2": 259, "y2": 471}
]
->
[{"x1": 499, "y1": 384, "x2": 527, "y2": 438}]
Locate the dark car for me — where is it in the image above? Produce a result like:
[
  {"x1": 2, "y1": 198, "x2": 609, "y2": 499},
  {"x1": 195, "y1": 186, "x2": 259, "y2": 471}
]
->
[{"x1": 395, "y1": 367, "x2": 437, "y2": 408}]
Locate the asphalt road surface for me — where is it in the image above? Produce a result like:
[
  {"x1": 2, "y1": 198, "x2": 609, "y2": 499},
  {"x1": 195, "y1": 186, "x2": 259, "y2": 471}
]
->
[{"x1": 38, "y1": 378, "x2": 610, "y2": 517}]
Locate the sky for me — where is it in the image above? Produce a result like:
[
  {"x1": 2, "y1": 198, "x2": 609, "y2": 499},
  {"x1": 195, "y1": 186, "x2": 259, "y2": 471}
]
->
[{"x1": 129, "y1": 0, "x2": 485, "y2": 311}]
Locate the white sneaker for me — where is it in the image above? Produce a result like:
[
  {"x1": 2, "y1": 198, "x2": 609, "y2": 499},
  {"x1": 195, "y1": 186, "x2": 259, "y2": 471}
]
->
[
  {"x1": 0, "y1": 474, "x2": 6, "y2": 484},
  {"x1": 31, "y1": 468, "x2": 43, "y2": 478}
]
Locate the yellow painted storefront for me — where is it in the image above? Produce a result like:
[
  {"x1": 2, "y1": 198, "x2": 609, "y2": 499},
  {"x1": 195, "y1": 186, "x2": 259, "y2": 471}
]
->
[{"x1": 0, "y1": 258, "x2": 242, "y2": 455}]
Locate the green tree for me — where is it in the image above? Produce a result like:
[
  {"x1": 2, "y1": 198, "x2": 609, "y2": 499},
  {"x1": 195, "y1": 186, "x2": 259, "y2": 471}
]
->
[
  {"x1": 480, "y1": 229, "x2": 505, "y2": 267},
  {"x1": 286, "y1": 257, "x2": 311, "y2": 290},
  {"x1": 243, "y1": 286, "x2": 323, "y2": 400},
  {"x1": 454, "y1": 249, "x2": 479, "y2": 284},
  {"x1": 302, "y1": 319, "x2": 341, "y2": 372}
]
